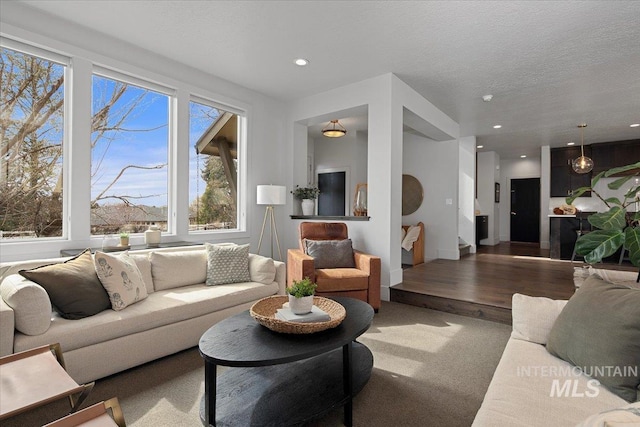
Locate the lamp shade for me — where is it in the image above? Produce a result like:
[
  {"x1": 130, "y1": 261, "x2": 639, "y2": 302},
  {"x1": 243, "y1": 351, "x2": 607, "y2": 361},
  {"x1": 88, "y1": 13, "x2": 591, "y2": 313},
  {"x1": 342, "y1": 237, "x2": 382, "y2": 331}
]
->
[{"x1": 257, "y1": 185, "x2": 286, "y2": 205}]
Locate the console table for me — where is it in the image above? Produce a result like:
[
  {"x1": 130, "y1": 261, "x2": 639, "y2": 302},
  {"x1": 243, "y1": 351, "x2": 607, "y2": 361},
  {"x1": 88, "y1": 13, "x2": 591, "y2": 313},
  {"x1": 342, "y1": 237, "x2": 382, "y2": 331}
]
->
[{"x1": 198, "y1": 297, "x2": 374, "y2": 427}]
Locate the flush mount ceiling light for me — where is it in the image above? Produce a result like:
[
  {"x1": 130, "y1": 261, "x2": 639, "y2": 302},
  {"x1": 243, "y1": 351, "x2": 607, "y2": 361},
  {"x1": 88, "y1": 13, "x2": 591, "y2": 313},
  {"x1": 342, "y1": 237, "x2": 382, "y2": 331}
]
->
[
  {"x1": 567, "y1": 142, "x2": 575, "y2": 146},
  {"x1": 294, "y1": 58, "x2": 309, "y2": 66},
  {"x1": 477, "y1": 145, "x2": 484, "y2": 149},
  {"x1": 520, "y1": 155, "x2": 527, "y2": 158},
  {"x1": 631, "y1": 123, "x2": 640, "y2": 128},
  {"x1": 482, "y1": 94, "x2": 493, "y2": 102},
  {"x1": 322, "y1": 120, "x2": 347, "y2": 138},
  {"x1": 493, "y1": 125, "x2": 502, "y2": 129},
  {"x1": 572, "y1": 123, "x2": 594, "y2": 174}
]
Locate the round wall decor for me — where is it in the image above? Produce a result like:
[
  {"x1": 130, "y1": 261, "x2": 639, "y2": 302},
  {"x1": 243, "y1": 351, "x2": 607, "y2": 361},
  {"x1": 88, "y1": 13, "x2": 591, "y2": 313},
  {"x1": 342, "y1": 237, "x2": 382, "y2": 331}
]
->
[{"x1": 402, "y1": 174, "x2": 423, "y2": 215}]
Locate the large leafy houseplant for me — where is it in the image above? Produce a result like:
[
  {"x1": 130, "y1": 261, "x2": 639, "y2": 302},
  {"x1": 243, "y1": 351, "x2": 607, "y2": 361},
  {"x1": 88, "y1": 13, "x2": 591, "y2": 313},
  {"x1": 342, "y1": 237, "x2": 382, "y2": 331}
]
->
[{"x1": 566, "y1": 161, "x2": 640, "y2": 268}]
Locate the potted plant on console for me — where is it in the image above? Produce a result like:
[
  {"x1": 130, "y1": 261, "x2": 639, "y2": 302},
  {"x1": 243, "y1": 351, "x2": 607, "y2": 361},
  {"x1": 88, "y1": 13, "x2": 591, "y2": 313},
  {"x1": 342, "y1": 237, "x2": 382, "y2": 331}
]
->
[
  {"x1": 286, "y1": 277, "x2": 317, "y2": 314},
  {"x1": 119, "y1": 232, "x2": 129, "y2": 247},
  {"x1": 567, "y1": 161, "x2": 640, "y2": 279},
  {"x1": 292, "y1": 185, "x2": 320, "y2": 216}
]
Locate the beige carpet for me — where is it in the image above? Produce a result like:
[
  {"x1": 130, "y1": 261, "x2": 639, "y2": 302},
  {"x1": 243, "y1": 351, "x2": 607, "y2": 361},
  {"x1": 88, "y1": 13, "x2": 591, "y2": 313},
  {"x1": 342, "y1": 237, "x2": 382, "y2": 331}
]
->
[{"x1": 4, "y1": 301, "x2": 510, "y2": 427}]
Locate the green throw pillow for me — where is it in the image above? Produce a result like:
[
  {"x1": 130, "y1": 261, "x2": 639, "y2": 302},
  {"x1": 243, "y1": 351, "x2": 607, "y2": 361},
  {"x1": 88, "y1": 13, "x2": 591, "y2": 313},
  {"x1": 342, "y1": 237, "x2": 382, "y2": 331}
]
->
[
  {"x1": 19, "y1": 249, "x2": 111, "y2": 320},
  {"x1": 546, "y1": 274, "x2": 640, "y2": 402}
]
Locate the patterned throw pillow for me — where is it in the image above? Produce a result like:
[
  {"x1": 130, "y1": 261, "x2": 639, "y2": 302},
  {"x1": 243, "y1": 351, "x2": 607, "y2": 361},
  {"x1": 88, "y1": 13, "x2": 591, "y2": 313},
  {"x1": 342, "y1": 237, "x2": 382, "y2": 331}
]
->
[
  {"x1": 205, "y1": 243, "x2": 251, "y2": 286},
  {"x1": 94, "y1": 251, "x2": 148, "y2": 311}
]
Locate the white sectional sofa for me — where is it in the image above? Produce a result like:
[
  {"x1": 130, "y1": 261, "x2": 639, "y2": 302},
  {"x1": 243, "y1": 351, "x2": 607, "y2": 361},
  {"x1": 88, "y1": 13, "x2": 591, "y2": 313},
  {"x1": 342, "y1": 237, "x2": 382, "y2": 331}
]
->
[
  {"x1": 0, "y1": 245, "x2": 285, "y2": 384},
  {"x1": 473, "y1": 272, "x2": 640, "y2": 426}
]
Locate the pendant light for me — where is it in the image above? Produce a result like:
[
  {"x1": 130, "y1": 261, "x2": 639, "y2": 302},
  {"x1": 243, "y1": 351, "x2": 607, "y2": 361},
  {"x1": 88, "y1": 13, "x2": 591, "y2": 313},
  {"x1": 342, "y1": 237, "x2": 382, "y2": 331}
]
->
[
  {"x1": 571, "y1": 123, "x2": 593, "y2": 174},
  {"x1": 322, "y1": 120, "x2": 347, "y2": 138}
]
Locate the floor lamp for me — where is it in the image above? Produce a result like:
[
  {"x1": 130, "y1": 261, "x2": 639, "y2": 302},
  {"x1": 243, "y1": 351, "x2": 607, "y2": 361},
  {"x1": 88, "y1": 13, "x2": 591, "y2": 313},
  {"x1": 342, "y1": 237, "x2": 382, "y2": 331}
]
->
[{"x1": 256, "y1": 185, "x2": 286, "y2": 261}]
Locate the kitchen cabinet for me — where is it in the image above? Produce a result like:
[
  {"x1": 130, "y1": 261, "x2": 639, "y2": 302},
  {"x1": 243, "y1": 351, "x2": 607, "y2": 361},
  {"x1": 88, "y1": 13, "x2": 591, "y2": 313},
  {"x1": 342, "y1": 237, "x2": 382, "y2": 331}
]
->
[
  {"x1": 591, "y1": 139, "x2": 640, "y2": 175},
  {"x1": 550, "y1": 146, "x2": 592, "y2": 197}
]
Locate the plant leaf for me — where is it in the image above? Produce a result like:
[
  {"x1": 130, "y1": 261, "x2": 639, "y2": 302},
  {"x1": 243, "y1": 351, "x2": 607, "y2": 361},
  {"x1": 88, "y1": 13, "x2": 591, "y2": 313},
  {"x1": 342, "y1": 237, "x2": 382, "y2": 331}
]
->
[
  {"x1": 624, "y1": 186, "x2": 639, "y2": 199},
  {"x1": 590, "y1": 171, "x2": 605, "y2": 188},
  {"x1": 575, "y1": 229, "x2": 625, "y2": 264},
  {"x1": 587, "y1": 206, "x2": 627, "y2": 230},
  {"x1": 608, "y1": 176, "x2": 633, "y2": 190},
  {"x1": 566, "y1": 187, "x2": 590, "y2": 205},
  {"x1": 604, "y1": 197, "x2": 622, "y2": 206},
  {"x1": 604, "y1": 161, "x2": 640, "y2": 177},
  {"x1": 625, "y1": 227, "x2": 640, "y2": 268}
]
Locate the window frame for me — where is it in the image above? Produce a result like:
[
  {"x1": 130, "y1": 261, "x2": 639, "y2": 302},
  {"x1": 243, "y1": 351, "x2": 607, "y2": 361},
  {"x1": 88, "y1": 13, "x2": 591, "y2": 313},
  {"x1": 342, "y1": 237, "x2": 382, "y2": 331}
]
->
[
  {"x1": 0, "y1": 38, "x2": 71, "y2": 242},
  {"x1": 90, "y1": 67, "x2": 175, "y2": 236},
  {"x1": 0, "y1": 35, "x2": 251, "y2": 258},
  {"x1": 188, "y1": 95, "x2": 247, "y2": 235}
]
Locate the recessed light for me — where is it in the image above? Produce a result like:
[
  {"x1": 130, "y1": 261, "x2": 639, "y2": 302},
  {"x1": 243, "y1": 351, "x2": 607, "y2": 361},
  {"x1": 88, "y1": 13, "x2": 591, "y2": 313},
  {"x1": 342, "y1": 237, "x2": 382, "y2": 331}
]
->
[
  {"x1": 294, "y1": 58, "x2": 309, "y2": 66},
  {"x1": 631, "y1": 123, "x2": 640, "y2": 128},
  {"x1": 493, "y1": 125, "x2": 502, "y2": 129},
  {"x1": 482, "y1": 95, "x2": 493, "y2": 102},
  {"x1": 477, "y1": 145, "x2": 484, "y2": 149},
  {"x1": 567, "y1": 142, "x2": 575, "y2": 146},
  {"x1": 520, "y1": 155, "x2": 527, "y2": 158}
]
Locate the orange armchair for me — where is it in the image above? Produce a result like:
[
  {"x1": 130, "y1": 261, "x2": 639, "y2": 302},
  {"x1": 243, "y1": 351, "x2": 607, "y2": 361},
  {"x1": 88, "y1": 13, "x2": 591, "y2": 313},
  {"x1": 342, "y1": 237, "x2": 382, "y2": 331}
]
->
[{"x1": 287, "y1": 222, "x2": 381, "y2": 311}]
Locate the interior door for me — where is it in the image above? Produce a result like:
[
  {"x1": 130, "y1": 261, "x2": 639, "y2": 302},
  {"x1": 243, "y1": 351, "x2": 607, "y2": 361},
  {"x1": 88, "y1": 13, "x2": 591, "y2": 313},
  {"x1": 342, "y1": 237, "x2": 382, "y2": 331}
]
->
[
  {"x1": 317, "y1": 171, "x2": 346, "y2": 216},
  {"x1": 510, "y1": 178, "x2": 540, "y2": 243}
]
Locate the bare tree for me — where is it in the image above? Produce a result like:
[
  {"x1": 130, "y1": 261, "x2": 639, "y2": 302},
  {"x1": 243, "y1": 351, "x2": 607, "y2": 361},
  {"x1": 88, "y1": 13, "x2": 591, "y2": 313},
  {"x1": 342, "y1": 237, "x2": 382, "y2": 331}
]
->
[{"x1": 0, "y1": 47, "x2": 166, "y2": 237}]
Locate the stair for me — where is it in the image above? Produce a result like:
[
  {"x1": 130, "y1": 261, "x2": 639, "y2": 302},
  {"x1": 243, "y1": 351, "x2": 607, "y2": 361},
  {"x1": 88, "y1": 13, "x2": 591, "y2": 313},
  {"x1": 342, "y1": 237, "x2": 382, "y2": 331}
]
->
[{"x1": 459, "y1": 243, "x2": 471, "y2": 258}]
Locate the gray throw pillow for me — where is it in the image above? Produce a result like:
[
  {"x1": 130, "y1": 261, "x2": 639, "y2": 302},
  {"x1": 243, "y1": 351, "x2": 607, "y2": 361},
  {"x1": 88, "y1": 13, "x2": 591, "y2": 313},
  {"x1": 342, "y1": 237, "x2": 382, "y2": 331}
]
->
[
  {"x1": 304, "y1": 239, "x2": 355, "y2": 269},
  {"x1": 19, "y1": 249, "x2": 111, "y2": 320},
  {"x1": 205, "y1": 243, "x2": 251, "y2": 286},
  {"x1": 546, "y1": 274, "x2": 640, "y2": 402}
]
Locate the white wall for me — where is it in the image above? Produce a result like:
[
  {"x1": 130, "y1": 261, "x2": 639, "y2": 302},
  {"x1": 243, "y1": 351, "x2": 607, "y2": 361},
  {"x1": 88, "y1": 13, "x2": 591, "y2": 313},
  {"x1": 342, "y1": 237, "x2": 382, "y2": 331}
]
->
[
  {"x1": 287, "y1": 73, "x2": 459, "y2": 300},
  {"x1": 403, "y1": 134, "x2": 460, "y2": 260},
  {"x1": 477, "y1": 151, "x2": 500, "y2": 245},
  {"x1": 0, "y1": 3, "x2": 286, "y2": 262},
  {"x1": 499, "y1": 157, "x2": 541, "y2": 241},
  {"x1": 312, "y1": 130, "x2": 368, "y2": 215},
  {"x1": 459, "y1": 136, "x2": 477, "y2": 252}
]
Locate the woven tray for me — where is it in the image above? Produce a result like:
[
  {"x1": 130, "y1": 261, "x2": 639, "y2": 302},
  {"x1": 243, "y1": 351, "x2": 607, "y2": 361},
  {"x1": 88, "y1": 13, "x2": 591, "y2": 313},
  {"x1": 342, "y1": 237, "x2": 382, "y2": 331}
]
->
[{"x1": 250, "y1": 296, "x2": 346, "y2": 334}]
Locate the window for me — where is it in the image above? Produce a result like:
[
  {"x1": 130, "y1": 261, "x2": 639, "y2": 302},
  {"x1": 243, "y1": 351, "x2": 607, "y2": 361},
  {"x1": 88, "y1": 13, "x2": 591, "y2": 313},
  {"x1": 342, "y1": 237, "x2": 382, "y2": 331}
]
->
[
  {"x1": 0, "y1": 46, "x2": 66, "y2": 240},
  {"x1": 90, "y1": 73, "x2": 169, "y2": 235},
  {"x1": 189, "y1": 99, "x2": 239, "y2": 231}
]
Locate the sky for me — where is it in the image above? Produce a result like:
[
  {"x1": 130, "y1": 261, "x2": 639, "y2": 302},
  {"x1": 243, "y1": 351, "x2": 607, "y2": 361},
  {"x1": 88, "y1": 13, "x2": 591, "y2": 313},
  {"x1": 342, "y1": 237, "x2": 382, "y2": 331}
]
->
[{"x1": 90, "y1": 76, "x2": 220, "y2": 209}]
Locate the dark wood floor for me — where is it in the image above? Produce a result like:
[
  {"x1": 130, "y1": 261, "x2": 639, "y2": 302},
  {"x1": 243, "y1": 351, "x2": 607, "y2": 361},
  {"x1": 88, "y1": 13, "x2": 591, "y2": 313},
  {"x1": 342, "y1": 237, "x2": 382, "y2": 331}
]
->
[{"x1": 390, "y1": 242, "x2": 638, "y2": 324}]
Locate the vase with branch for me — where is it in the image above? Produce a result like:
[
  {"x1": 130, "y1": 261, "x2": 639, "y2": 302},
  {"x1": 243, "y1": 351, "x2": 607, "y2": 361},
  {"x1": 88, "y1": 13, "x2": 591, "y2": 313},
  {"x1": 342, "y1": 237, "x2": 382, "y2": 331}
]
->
[{"x1": 292, "y1": 186, "x2": 320, "y2": 216}]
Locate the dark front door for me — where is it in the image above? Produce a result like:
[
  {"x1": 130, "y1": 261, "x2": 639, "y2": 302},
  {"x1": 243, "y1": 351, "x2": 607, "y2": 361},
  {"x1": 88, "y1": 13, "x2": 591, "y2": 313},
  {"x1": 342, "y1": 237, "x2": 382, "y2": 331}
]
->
[
  {"x1": 510, "y1": 178, "x2": 540, "y2": 243},
  {"x1": 317, "y1": 171, "x2": 346, "y2": 216}
]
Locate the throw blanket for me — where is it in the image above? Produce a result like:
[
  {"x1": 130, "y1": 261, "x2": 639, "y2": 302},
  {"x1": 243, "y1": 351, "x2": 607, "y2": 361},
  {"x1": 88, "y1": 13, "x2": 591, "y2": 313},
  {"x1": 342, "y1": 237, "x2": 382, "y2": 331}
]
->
[{"x1": 401, "y1": 225, "x2": 421, "y2": 251}]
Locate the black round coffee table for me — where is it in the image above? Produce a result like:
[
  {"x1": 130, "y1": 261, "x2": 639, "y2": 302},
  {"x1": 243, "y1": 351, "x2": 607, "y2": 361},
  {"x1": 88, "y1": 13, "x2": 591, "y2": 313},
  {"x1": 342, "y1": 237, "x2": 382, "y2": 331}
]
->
[{"x1": 198, "y1": 297, "x2": 374, "y2": 427}]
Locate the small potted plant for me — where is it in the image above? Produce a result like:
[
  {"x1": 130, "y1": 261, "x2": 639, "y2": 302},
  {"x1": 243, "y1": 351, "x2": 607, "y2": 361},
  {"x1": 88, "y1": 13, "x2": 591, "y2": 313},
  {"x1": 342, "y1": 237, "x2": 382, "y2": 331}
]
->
[
  {"x1": 119, "y1": 232, "x2": 129, "y2": 247},
  {"x1": 286, "y1": 277, "x2": 317, "y2": 314},
  {"x1": 292, "y1": 185, "x2": 320, "y2": 216}
]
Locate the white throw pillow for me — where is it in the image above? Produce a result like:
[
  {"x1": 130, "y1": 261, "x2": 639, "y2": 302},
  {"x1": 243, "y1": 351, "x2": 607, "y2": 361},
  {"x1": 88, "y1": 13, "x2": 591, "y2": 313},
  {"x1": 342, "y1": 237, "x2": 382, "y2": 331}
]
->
[
  {"x1": 205, "y1": 243, "x2": 251, "y2": 286},
  {"x1": 248, "y1": 253, "x2": 276, "y2": 285},
  {"x1": 511, "y1": 293, "x2": 568, "y2": 345},
  {"x1": 150, "y1": 250, "x2": 207, "y2": 290},
  {"x1": 94, "y1": 251, "x2": 148, "y2": 311},
  {"x1": 128, "y1": 253, "x2": 154, "y2": 294},
  {"x1": 588, "y1": 267, "x2": 640, "y2": 289},
  {"x1": 0, "y1": 274, "x2": 52, "y2": 335},
  {"x1": 575, "y1": 402, "x2": 640, "y2": 427}
]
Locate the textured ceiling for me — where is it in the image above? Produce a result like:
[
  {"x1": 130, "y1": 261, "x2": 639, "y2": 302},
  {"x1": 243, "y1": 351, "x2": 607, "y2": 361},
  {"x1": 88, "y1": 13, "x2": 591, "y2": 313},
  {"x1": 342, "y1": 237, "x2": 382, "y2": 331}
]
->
[{"x1": 14, "y1": 0, "x2": 640, "y2": 159}]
